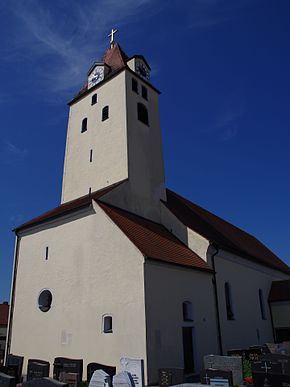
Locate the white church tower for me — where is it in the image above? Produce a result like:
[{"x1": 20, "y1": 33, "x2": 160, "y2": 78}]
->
[{"x1": 62, "y1": 30, "x2": 166, "y2": 221}]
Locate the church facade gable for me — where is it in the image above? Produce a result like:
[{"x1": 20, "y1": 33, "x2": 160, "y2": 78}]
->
[{"x1": 10, "y1": 202, "x2": 147, "y2": 380}]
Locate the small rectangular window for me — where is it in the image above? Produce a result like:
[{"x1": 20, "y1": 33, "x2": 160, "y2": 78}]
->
[
  {"x1": 259, "y1": 289, "x2": 267, "y2": 320},
  {"x1": 225, "y1": 282, "x2": 234, "y2": 320},
  {"x1": 102, "y1": 106, "x2": 109, "y2": 121},
  {"x1": 103, "y1": 315, "x2": 113, "y2": 333},
  {"x1": 91, "y1": 94, "x2": 97, "y2": 105},
  {"x1": 90, "y1": 149, "x2": 93, "y2": 163},
  {"x1": 141, "y1": 85, "x2": 148, "y2": 100},
  {"x1": 137, "y1": 103, "x2": 149, "y2": 126},
  {"x1": 45, "y1": 246, "x2": 49, "y2": 260},
  {"x1": 81, "y1": 118, "x2": 88, "y2": 133},
  {"x1": 183, "y1": 301, "x2": 193, "y2": 321},
  {"x1": 132, "y1": 78, "x2": 138, "y2": 93}
]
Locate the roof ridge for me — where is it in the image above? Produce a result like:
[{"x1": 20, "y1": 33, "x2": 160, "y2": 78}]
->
[
  {"x1": 166, "y1": 188, "x2": 290, "y2": 274},
  {"x1": 164, "y1": 189, "x2": 237, "y2": 248},
  {"x1": 166, "y1": 188, "x2": 282, "y2": 257},
  {"x1": 97, "y1": 199, "x2": 167, "y2": 227},
  {"x1": 98, "y1": 201, "x2": 191, "y2": 247},
  {"x1": 167, "y1": 188, "x2": 253, "y2": 238},
  {"x1": 97, "y1": 201, "x2": 212, "y2": 272}
]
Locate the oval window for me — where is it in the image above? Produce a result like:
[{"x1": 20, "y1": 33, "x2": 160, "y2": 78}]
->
[{"x1": 38, "y1": 289, "x2": 52, "y2": 312}]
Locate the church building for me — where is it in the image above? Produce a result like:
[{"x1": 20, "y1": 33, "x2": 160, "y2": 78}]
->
[{"x1": 6, "y1": 33, "x2": 290, "y2": 384}]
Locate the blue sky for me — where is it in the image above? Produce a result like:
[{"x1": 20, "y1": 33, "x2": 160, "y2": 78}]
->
[{"x1": 1, "y1": 0, "x2": 290, "y2": 302}]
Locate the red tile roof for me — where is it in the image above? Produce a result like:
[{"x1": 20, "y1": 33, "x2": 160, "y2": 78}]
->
[
  {"x1": 165, "y1": 189, "x2": 290, "y2": 275},
  {"x1": 102, "y1": 43, "x2": 128, "y2": 72},
  {"x1": 0, "y1": 303, "x2": 9, "y2": 326},
  {"x1": 16, "y1": 181, "x2": 126, "y2": 232},
  {"x1": 98, "y1": 202, "x2": 212, "y2": 272},
  {"x1": 269, "y1": 279, "x2": 290, "y2": 302}
]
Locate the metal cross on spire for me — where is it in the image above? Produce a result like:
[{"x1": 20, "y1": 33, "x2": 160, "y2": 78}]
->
[{"x1": 108, "y1": 28, "x2": 118, "y2": 47}]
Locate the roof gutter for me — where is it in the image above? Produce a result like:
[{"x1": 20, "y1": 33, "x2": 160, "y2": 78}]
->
[
  {"x1": 5, "y1": 232, "x2": 20, "y2": 362},
  {"x1": 210, "y1": 243, "x2": 223, "y2": 355}
]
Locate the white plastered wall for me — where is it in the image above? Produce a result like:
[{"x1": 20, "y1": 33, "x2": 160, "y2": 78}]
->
[
  {"x1": 144, "y1": 260, "x2": 219, "y2": 384},
  {"x1": 62, "y1": 72, "x2": 128, "y2": 203},
  {"x1": 10, "y1": 203, "x2": 147, "y2": 381},
  {"x1": 102, "y1": 71, "x2": 166, "y2": 223},
  {"x1": 160, "y1": 204, "x2": 209, "y2": 261},
  {"x1": 214, "y1": 250, "x2": 290, "y2": 353}
]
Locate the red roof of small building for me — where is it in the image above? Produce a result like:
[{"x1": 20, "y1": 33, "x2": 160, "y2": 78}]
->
[
  {"x1": 165, "y1": 189, "x2": 290, "y2": 275},
  {"x1": 0, "y1": 303, "x2": 9, "y2": 326},
  {"x1": 269, "y1": 279, "x2": 290, "y2": 302},
  {"x1": 98, "y1": 202, "x2": 212, "y2": 272}
]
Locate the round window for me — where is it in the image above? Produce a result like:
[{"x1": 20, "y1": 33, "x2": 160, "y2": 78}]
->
[{"x1": 38, "y1": 289, "x2": 52, "y2": 312}]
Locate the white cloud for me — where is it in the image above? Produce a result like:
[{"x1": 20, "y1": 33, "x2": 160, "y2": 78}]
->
[
  {"x1": 197, "y1": 103, "x2": 243, "y2": 142},
  {"x1": 215, "y1": 108, "x2": 242, "y2": 141},
  {"x1": 4, "y1": 0, "x2": 153, "y2": 94},
  {"x1": 1, "y1": 141, "x2": 28, "y2": 163}
]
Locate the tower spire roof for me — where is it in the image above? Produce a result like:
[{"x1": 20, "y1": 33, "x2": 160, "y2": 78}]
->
[{"x1": 102, "y1": 42, "x2": 129, "y2": 72}]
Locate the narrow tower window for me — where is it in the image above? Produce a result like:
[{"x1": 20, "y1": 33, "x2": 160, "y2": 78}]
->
[
  {"x1": 225, "y1": 282, "x2": 234, "y2": 320},
  {"x1": 103, "y1": 315, "x2": 113, "y2": 333},
  {"x1": 81, "y1": 118, "x2": 88, "y2": 133},
  {"x1": 132, "y1": 78, "x2": 138, "y2": 93},
  {"x1": 141, "y1": 85, "x2": 148, "y2": 100},
  {"x1": 182, "y1": 301, "x2": 193, "y2": 322},
  {"x1": 91, "y1": 94, "x2": 98, "y2": 105},
  {"x1": 259, "y1": 289, "x2": 266, "y2": 320},
  {"x1": 102, "y1": 106, "x2": 109, "y2": 121},
  {"x1": 45, "y1": 246, "x2": 49, "y2": 260},
  {"x1": 90, "y1": 149, "x2": 93, "y2": 163},
  {"x1": 137, "y1": 103, "x2": 149, "y2": 126}
]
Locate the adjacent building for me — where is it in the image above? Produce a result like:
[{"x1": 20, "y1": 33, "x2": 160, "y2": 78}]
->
[{"x1": 0, "y1": 302, "x2": 9, "y2": 365}]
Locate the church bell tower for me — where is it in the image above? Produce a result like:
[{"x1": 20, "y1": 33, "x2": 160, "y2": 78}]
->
[{"x1": 61, "y1": 31, "x2": 166, "y2": 221}]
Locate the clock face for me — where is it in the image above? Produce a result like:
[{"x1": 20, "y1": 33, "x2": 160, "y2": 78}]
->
[
  {"x1": 88, "y1": 66, "x2": 104, "y2": 88},
  {"x1": 135, "y1": 61, "x2": 150, "y2": 80}
]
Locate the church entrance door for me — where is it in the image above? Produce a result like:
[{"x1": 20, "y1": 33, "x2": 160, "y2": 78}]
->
[{"x1": 182, "y1": 327, "x2": 195, "y2": 373}]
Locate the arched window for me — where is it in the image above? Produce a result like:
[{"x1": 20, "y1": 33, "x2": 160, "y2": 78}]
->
[
  {"x1": 182, "y1": 301, "x2": 193, "y2": 322},
  {"x1": 81, "y1": 118, "x2": 87, "y2": 133},
  {"x1": 102, "y1": 106, "x2": 109, "y2": 121},
  {"x1": 259, "y1": 289, "x2": 266, "y2": 320},
  {"x1": 225, "y1": 282, "x2": 234, "y2": 320},
  {"x1": 103, "y1": 315, "x2": 113, "y2": 333},
  {"x1": 91, "y1": 94, "x2": 97, "y2": 105},
  {"x1": 137, "y1": 103, "x2": 149, "y2": 126},
  {"x1": 38, "y1": 289, "x2": 52, "y2": 312}
]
